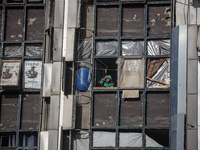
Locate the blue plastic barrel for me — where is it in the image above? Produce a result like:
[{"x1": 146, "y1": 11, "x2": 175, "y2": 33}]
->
[{"x1": 76, "y1": 68, "x2": 89, "y2": 91}]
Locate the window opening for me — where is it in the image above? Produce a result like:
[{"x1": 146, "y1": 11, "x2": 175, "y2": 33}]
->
[{"x1": 94, "y1": 58, "x2": 117, "y2": 88}]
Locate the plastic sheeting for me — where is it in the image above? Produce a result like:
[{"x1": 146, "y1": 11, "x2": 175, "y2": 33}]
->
[
  {"x1": 93, "y1": 131, "x2": 115, "y2": 147},
  {"x1": 146, "y1": 135, "x2": 163, "y2": 147},
  {"x1": 119, "y1": 132, "x2": 142, "y2": 147},
  {"x1": 77, "y1": 41, "x2": 92, "y2": 61},
  {"x1": 122, "y1": 41, "x2": 144, "y2": 56},
  {"x1": 73, "y1": 131, "x2": 89, "y2": 150},
  {"x1": 96, "y1": 41, "x2": 118, "y2": 56},
  {"x1": 93, "y1": 131, "x2": 163, "y2": 148},
  {"x1": 117, "y1": 58, "x2": 144, "y2": 89},
  {"x1": 26, "y1": 45, "x2": 43, "y2": 56},
  {"x1": 147, "y1": 40, "x2": 170, "y2": 55},
  {"x1": 4, "y1": 46, "x2": 22, "y2": 56},
  {"x1": 147, "y1": 59, "x2": 170, "y2": 87}
]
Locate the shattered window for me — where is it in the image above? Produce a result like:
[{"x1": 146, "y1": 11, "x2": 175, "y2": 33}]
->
[{"x1": 146, "y1": 58, "x2": 170, "y2": 88}]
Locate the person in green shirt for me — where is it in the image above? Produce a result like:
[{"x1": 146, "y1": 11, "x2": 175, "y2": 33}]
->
[{"x1": 100, "y1": 75, "x2": 114, "y2": 87}]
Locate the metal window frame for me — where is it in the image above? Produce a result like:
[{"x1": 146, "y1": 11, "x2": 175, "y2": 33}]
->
[
  {"x1": 0, "y1": 0, "x2": 45, "y2": 149},
  {"x1": 90, "y1": 0, "x2": 173, "y2": 149}
]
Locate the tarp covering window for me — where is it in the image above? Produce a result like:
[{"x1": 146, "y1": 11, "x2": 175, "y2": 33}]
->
[
  {"x1": 147, "y1": 40, "x2": 170, "y2": 55},
  {"x1": 4, "y1": 46, "x2": 22, "y2": 56},
  {"x1": 122, "y1": 41, "x2": 144, "y2": 56},
  {"x1": 73, "y1": 131, "x2": 89, "y2": 150},
  {"x1": 93, "y1": 131, "x2": 163, "y2": 147},
  {"x1": 93, "y1": 131, "x2": 115, "y2": 147},
  {"x1": 146, "y1": 58, "x2": 170, "y2": 87},
  {"x1": 96, "y1": 41, "x2": 118, "y2": 56},
  {"x1": 77, "y1": 41, "x2": 92, "y2": 61},
  {"x1": 119, "y1": 132, "x2": 163, "y2": 147},
  {"x1": 117, "y1": 58, "x2": 144, "y2": 89},
  {"x1": 25, "y1": 45, "x2": 43, "y2": 56}
]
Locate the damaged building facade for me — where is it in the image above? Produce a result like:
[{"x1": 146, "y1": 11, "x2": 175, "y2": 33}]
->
[{"x1": 0, "y1": 0, "x2": 199, "y2": 150}]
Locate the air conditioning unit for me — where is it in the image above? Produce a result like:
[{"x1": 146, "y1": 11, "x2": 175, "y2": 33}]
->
[{"x1": 120, "y1": 0, "x2": 146, "y2": 3}]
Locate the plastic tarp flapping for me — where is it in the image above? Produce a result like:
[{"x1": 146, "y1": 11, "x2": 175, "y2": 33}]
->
[
  {"x1": 122, "y1": 41, "x2": 144, "y2": 56},
  {"x1": 146, "y1": 135, "x2": 163, "y2": 147},
  {"x1": 73, "y1": 131, "x2": 89, "y2": 150},
  {"x1": 117, "y1": 58, "x2": 144, "y2": 89},
  {"x1": 4, "y1": 46, "x2": 22, "y2": 56},
  {"x1": 93, "y1": 131, "x2": 163, "y2": 148},
  {"x1": 93, "y1": 131, "x2": 116, "y2": 147},
  {"x1": 26, "y1": 45, "x2": 43, "y2": 56},
  {"x1": 96, "y1": 41, "x2": 118, "y2": 56},
  {"x1": 147, "y1": 40, "x2": 170, "y2": 55},
  {"x1": 77, "y1": 41, "x2": 92, "y2": 61},
  {"x1": 147, "y1": 59, "x2": 170, "y2": 87},
  {"x1": 119, "y1": 132, "x2": 163, "y2": 147}
]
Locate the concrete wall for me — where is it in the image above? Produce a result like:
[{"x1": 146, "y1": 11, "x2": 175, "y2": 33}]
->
[{"x1": 176, "y1": 0, "x2": 200, "y2": 25}]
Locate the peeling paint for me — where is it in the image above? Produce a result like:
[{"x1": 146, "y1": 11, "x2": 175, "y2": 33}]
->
[
  {"x1": 28, "y1": 17, "x2": 37, "y2": 25},
  {"x1": 150, "y1": 18, "x2": 156, "y2": 26},
  {"x1": 11, "y1": 35, "x2": 16, "y2": 38},
  {"x1": 133, "y1": 14, "x2": 137, "y2": 20},
  {"x1": 18, "y1": 19, "x2": 22, "y2": 25}
]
